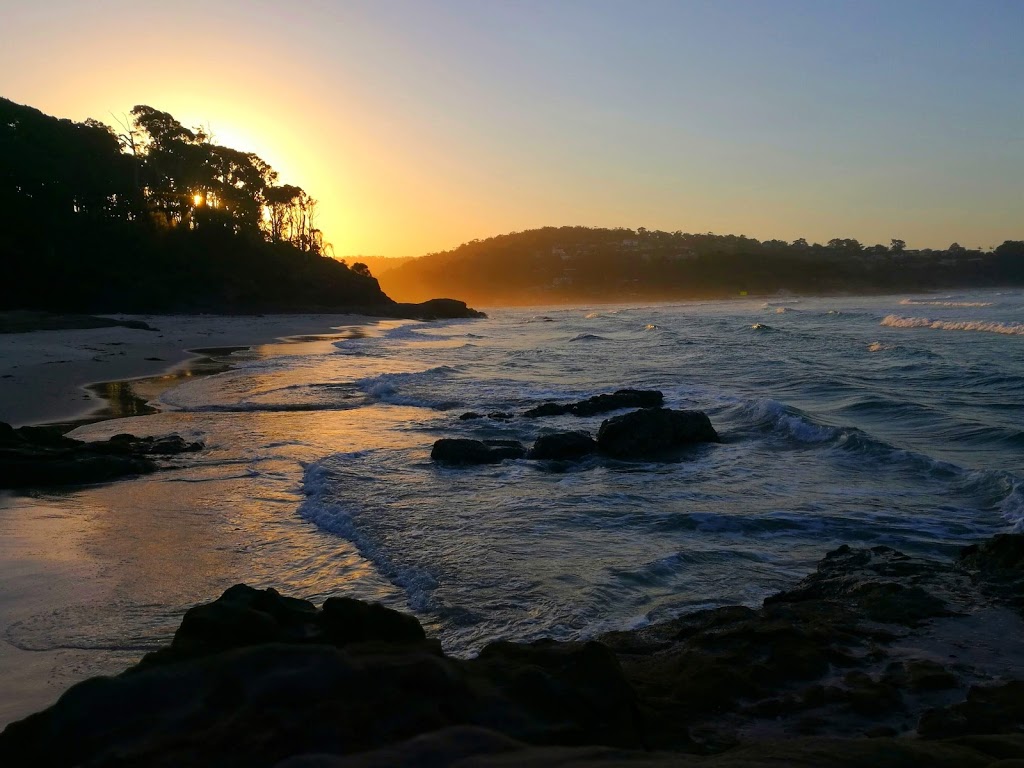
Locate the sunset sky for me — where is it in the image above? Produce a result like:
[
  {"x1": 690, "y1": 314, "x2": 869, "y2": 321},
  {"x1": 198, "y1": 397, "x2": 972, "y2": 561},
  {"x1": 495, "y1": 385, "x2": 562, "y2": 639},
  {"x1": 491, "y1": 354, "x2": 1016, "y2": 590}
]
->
[{"x1": 2, "y1": 0, "x2": 1021, "y2": 256}]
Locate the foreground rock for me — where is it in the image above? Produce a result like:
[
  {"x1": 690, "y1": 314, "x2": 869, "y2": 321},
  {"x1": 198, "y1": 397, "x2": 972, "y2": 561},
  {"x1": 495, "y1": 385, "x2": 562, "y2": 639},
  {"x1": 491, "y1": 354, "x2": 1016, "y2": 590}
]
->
[
  {"x1": 524, "y1": 390, "x2": 664, "y2": 418},
  {"x1": 431, "y1": 438, "x2": 527, "y2": 465},
  {"x1": 4, "y1": 535, "x2": 1024, "y2": 767},
  {"x1": 0, "y1": 422, "x2": 203, "y2": 488},
  {"x1": 596, "y1": 407, "x2": 720, "y2": 458}
]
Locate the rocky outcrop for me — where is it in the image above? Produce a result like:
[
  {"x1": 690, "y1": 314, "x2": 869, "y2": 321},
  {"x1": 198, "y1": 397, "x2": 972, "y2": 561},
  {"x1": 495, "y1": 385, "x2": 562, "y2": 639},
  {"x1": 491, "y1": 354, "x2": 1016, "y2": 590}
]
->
[
  {"x1": 5, "y1": 535, "x2": 1024, "y2": 767},
  {"x1": 387, "y1": 299, "x2": 487, "y2": 320},
  {"x1": 524, "y1": 390, "x2": 664, "y2": 418},
  {"x1": 596, "y1": 408, "x2": 719, "y2": 459},
  {"x1": 527, "y1": 431, "x2": 598, "y2": 461},
  {"x1": 430, "y1": 438, "x2": 527, "y2": 465},
  {"x1": 0, "y1": 422, "x2": 203, "y2": 488}
]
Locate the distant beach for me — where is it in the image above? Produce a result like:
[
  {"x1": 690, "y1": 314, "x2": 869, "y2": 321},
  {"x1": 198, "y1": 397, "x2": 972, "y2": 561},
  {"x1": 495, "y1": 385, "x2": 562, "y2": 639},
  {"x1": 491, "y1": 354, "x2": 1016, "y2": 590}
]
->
[{"x1": 0, "y1": 313, "x2": 379, "y2": 428}]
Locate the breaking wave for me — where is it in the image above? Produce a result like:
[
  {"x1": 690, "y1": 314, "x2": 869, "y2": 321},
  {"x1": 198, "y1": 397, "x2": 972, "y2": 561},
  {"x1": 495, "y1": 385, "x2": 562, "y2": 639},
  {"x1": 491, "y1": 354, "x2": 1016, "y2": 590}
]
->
[
  {"x1": 899, "y1": 299, "x2": 995, "y2": 308},
  {"x1": 881, "y1": 315, "x2": 1024, "y2": 336}
]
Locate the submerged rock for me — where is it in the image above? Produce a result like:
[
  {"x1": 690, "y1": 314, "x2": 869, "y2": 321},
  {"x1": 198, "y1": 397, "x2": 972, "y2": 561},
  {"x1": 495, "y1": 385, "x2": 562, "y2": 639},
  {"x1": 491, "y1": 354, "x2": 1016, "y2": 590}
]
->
[
  {"x1": 596, "y1": 408, "x2": 719, "y2": 459},
  {"x1": 431, "y1": 438, "x2": 526, "y2": 465},
  {"x1": 0, "y1": 421, "x2": 203, "y2": 488},
  {"x1": 527, "y1": 431, "x2": 598, "y2": 461},
  {"x1": 523, "y1": 390, "x2": 664, "y2": 418}
]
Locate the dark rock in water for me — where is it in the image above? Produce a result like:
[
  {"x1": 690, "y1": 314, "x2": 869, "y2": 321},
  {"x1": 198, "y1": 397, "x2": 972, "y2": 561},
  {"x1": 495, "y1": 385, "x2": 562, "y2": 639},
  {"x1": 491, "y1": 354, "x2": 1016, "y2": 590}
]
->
[
  {"x1": 571, "y1": 389, "x2": 664, "y2": 417},
  {"x1": 458, "y1": 412, "x2": 513, "y2": 421},
  {"x1": 596, "y1": 408, "x2": 719, "y2": 459},
  {"x1": 99, "y1": 433, "x2": 204, "y2": 456},
  {"x1": 523, "y1": 401, "x2": 571, "y2": 418},
  {"x1": 0, "y1": 421, "x2": 204, "y2": 488},
  {"x1": 523, "y1": 390, "x2": 664, "y2": 419},
  {"x1": 431, "y1": 438, "x2": 526, "y2": 465},
  {"x1": 528, "y1": 431, "x2": 598, "y2": 460},
  {"x1": 388, "y1": 298, "x2": 487, "y2": 320}
]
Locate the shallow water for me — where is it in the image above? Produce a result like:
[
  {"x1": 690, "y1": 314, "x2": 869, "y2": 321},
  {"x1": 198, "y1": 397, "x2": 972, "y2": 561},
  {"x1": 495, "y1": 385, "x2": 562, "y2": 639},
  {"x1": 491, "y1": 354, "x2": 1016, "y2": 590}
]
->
[{"x1": 3, "y1": 290, "x2": 1023, "y2": 708}]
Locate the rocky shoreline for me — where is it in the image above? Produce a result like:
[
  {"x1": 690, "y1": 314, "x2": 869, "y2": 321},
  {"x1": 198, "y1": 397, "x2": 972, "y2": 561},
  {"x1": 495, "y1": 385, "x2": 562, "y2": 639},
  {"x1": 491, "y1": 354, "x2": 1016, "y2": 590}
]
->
[{"x1": 3, "y1": 534, "x2": 1023, "y2": 766}]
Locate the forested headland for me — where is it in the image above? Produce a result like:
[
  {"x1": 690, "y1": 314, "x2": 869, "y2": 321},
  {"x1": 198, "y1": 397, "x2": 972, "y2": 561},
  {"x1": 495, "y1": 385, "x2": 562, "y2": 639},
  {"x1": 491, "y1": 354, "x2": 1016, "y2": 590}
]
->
[
  {"x1": 0, "y1": 98, "x2": 478, "y2": 317},
  {"x1": 379, "y1": 227, "x2": 1024, "y2": 306}
]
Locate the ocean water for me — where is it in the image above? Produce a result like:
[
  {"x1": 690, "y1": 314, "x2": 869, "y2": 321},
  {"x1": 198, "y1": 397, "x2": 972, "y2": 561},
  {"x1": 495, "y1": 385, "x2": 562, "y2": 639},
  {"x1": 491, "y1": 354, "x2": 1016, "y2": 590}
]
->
[{"x1": 7, "y1": 290, "x2": 1024, "y2": 668}]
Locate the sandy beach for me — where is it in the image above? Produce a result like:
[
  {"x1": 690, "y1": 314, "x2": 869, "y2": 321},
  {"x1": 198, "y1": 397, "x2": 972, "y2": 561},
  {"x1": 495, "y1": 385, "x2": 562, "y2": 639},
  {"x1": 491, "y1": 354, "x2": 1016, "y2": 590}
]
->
[
  {"x1": 0, "y1": 312, "x2": 386, "y2": 725},
  {"x1": 0, "y1": 313, "x2": 379, "y2": 427}
]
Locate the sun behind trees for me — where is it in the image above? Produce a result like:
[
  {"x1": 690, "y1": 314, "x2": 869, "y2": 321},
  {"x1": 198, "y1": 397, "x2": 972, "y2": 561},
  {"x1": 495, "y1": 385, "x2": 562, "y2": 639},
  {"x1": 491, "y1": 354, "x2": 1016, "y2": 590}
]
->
[
  {"x1": 113, "y1": 106, "x2": 326, "y2": 255},
  {"x1": 0, "y1": 98, "x2": 393, "y2": 313}
]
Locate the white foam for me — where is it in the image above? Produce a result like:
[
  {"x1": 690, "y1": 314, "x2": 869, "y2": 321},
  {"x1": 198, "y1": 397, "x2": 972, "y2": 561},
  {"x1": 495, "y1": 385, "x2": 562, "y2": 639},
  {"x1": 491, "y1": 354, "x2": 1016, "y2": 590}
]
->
[
  {"x1": 881, "y1": 315, "x2": 1024, "y2": 336},
  {"x1": 899, "y1": 299, "x2": 995, "y2": 308},
  {"x1": 300, "y1": 461, "x2": 439, "y2": 611}
]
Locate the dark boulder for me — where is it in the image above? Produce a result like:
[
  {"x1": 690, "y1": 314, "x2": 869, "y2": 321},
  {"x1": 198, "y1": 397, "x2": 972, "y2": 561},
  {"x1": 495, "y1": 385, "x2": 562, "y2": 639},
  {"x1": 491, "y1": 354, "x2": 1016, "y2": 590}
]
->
[
  {"x1": 523, "y1": 390, "x2": 664, "y2": 419},
  {"x1": 459, "y1": 412, "x2": 484, "y2": 420},
  {"x1": 320, "y1": 596, "x2": 427, "y2": 646},
  {"x1": 0, "y1": 422, "x2": 204, "y2": 488},
  {"x1": 528, "y1": 432, "x2": 598, "y2": 461},
  {"x1": 431, "y1": 438, "x2": 526, "y2": 465},
  {"x1": 389, "y1": 298, "x2": 487, "y2": 320},
  {"x1": 523, "y1": 402, "x2": 571, "y2": 418},
  {"x1": 571, "y1": 389, "x2": 664, "y2": 417},
  {"x1": 960, "y1": 534, "x2": 1024, "y2": 575},
  {"x1": 596, "y1": 408, "x2": 719, "y2": 459}
]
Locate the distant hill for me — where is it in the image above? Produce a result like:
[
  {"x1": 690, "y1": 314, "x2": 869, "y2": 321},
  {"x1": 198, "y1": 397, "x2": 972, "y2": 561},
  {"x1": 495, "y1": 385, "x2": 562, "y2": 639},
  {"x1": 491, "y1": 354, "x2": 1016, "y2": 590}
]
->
[
  {"x1": 340, "y1": 256, "x2": 415, "y2": 277},
  {"x1": 378, "y1": 226, "x2": 1024, "y2": 306},
  {"x1": 0, "y1": 98, "x2": 479, "y2": 318}
]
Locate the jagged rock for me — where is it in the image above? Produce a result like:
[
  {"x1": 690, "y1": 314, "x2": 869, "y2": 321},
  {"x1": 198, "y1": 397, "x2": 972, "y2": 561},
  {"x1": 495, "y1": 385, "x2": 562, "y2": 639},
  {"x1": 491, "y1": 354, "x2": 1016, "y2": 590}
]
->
[
  {"x1": 274, "y1": 728, "x2": 1024, "y2": 767},
  {"x1": 320, "y1": 596, "x2": 427, "y2": 646},
  {"x1": 524, "y1": 390, "x2": 664, "y2": 419},
  {"x1": 6, "y1": 538, "x2": 1024, "y2": 767},
  {"x1": 960, "y1": 534, "x2": 1024, "y2": 575},
  {"x1": 527, "y1": 431, "x2": 598, "y2": 461},
  {"x1": 431, "y1": 438, "x2": 526, "y2": 465},
  {"x1": 919, "y1": 681, "x2": 1024, "y2": 738},
  {"x1": 0, "y1": 593, "x2": 642, "y2": 768},
  {"x1": 389, "y1": 298, "x2": 487, "y2": 320},
  {"x1": 101, "y1": 433, "x2": 205, "y2": 455},
  {"x1": 459, "y1": 412, "x2": 484, "y2": 420},
  {"x1": 595, "y1": 408, "x2": 719, "y2": 459},
  {"x1": 0, "y1": 421, "x2": 204, "y2": 488},
  {"x1": 524, "y1": 402, "x2": 571, "y2": 418}
]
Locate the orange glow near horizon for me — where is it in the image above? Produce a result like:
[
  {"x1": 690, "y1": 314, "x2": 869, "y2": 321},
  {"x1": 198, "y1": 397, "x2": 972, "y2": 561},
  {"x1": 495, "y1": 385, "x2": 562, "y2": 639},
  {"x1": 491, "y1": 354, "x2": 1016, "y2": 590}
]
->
[{"x1": 2, "y1": 2, "x2": 1021, "y2": 258}]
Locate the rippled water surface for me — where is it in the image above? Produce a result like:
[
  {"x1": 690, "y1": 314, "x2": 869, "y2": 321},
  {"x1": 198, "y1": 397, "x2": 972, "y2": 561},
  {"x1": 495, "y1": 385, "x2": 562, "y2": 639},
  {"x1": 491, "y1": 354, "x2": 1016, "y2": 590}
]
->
[{"x1": 9, "y1": 290, "x2": 1024, "y2": 663}]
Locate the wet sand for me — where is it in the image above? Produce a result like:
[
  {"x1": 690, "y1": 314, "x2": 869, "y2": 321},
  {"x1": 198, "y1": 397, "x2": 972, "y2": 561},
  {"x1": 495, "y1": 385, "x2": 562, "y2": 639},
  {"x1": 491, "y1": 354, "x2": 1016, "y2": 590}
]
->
[{"x1": 0, "y1": 314, "x2": 377, "y2": 427}]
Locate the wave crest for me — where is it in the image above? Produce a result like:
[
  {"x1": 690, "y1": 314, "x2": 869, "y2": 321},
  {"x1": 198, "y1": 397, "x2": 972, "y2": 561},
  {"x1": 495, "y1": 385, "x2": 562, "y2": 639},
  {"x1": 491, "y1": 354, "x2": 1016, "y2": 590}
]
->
[{"x1": 881, "y1": 315, "x2": 1024, "y2": 336}]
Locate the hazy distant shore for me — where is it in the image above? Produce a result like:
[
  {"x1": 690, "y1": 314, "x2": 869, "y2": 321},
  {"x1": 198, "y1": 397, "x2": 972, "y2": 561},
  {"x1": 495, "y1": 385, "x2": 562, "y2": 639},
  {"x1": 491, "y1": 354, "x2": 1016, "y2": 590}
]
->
[{"x1": 0, "y1": 312, "x2": 380, "y2": 428}]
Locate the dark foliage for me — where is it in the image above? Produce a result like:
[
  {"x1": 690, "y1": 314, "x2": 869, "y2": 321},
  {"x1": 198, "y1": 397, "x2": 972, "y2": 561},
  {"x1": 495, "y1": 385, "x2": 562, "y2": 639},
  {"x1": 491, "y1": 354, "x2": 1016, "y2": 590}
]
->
[{"x1": 0, "y1": 97, "x2": 392, "y2": 313}]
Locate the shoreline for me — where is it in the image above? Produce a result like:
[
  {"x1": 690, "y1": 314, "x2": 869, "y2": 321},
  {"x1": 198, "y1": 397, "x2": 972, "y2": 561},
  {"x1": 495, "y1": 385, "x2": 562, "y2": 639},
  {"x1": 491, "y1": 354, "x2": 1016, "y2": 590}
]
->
[
  {"x1": 0, "y1": 314, "x2": 391, "y2": 726},
  {"x1": 0, "y1": 313, "x2": 385, "y2": 429}
]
